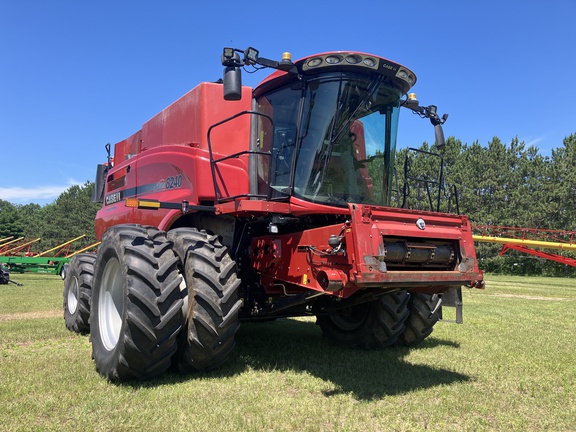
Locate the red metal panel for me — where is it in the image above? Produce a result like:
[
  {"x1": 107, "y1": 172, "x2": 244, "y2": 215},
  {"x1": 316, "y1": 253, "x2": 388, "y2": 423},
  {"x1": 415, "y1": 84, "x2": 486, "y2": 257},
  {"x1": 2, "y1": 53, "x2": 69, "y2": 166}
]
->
[
  {"x1": 216, "y1": 200, "x2": 292, "y2": 216},
  {"x1": 94, "y1": 154, "x2": 137, "y2": 240},
  {"x1": 97, "y1": 83, "x2": 253, "y2": 237},
  {"x1": 139, "y1": 82, "x2": 252, "y2": 154},
  {"x1": 250, "y1": 203, "x2": 483, "y2": 299}
]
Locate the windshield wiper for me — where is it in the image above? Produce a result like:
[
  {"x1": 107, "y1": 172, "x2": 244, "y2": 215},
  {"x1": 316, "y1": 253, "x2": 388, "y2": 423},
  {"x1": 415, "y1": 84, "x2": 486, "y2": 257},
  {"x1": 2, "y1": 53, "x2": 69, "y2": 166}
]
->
[{"x1": 331, "y1": 76, "x2": 383, "y2": 145}]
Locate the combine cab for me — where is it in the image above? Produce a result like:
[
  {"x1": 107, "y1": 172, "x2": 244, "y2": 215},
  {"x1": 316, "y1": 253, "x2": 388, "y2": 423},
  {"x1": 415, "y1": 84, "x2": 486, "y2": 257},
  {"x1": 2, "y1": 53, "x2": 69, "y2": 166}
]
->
[{"x1": 65, "y1": 47, "x2": 483, "y2": 381}]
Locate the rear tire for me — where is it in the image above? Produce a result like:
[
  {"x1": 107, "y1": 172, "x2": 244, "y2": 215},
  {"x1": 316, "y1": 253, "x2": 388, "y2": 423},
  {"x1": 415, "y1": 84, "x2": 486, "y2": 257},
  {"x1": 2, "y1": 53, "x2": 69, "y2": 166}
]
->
[
  {"x1": 168, "y1": 228, "x2": 241, "y2": 373},
  {"x1": 60, "y1": 263, "x2": 69, "y2": 280},
  {"x1": 90, "y1": 225, "x2": 183, "y2": 381},
  {"x1": 398, "y1": 293, "x2": 441, "y2": 346},
  {"x1": 63, "y1": 254, "x2": 96, "y2": 334},
  {"x1": 316, "y1": 291, "x2": 410, "y2": 349}
]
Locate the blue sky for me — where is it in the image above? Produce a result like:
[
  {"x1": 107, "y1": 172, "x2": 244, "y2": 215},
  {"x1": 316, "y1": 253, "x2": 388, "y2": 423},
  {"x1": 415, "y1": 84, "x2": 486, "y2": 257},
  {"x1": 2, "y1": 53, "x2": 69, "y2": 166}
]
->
[{"x1": 1, "y1": 0, "x2": 575, "y2": 205}]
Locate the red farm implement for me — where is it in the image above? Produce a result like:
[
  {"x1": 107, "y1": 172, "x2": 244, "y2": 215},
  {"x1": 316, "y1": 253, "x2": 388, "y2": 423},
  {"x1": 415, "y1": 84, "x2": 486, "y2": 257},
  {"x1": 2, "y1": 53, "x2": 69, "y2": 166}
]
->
[{"x1": 473, "y1": 225, "x2": 576, "y2": 267}]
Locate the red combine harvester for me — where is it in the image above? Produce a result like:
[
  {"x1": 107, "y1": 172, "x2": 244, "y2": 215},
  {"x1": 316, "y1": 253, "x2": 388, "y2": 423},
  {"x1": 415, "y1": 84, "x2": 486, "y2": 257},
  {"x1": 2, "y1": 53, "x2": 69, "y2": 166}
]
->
[{"x1": 63, "y1": 47, "x2": 484, "y2": 381}]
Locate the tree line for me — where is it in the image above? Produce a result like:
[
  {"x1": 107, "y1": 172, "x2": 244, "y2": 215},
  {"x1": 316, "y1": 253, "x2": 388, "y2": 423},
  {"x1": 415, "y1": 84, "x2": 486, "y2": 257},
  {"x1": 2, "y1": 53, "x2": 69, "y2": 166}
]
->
[
  {"x1": 1, "y1": 133, "x2": 576, "y2": 275},
  {"x1": 0, "y1": 182, "x2": 101, "y2": 254},
  {"x1": 394, "y1": 133, "x2": 576, "y2": 276}
]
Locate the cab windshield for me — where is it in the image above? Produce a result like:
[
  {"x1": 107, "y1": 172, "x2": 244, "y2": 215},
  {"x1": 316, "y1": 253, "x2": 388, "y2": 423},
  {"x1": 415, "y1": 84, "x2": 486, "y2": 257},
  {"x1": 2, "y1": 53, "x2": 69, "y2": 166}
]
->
[{"x1": 256, "y1": 72, "x2": 402, "y2": 207}]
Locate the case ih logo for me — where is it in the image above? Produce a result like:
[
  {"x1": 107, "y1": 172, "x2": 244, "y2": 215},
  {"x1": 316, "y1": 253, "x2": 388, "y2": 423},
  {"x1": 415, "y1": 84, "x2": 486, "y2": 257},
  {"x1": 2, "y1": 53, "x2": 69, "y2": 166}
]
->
[
  {"x1": 105, "y1": 192, "x2": 122, "y2": 206},
  {"x1": 416, "y1": 218, "x2": 426, "y2": 230}
]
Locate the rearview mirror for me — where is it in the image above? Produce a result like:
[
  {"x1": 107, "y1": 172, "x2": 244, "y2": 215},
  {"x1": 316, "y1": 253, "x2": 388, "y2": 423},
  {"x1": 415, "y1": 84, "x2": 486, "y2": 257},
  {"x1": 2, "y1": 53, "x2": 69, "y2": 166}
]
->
[{"x1": 223, "y1": 52, "x2": 242, "y2": 101}]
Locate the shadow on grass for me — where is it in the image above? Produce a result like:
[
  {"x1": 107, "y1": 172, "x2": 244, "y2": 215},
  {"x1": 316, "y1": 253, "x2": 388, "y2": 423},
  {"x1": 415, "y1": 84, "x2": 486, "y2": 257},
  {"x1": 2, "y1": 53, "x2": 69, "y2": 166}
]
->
[
  {"x1": 236, "y1": 319, "x2": 468, "y2": 400},
  {"x1": 137, "y1": 318, "x2": 469, "y2": 400}
]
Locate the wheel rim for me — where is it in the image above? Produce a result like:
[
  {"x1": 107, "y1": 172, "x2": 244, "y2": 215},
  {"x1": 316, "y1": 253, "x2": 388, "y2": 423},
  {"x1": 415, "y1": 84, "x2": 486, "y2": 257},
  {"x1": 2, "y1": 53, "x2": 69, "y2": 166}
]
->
[
  {"x1": 177, "y1": 271, "x2": 188, "y2": 321},
  {"x1": 329, "y1": 302, "x2": 370, "y2": 331},
  {"x1": 99, "y1": 257, "x2": 124, "y2": 351},
  {"x1": 67, "y1": 276, "x2": 79, "y2": 314}
]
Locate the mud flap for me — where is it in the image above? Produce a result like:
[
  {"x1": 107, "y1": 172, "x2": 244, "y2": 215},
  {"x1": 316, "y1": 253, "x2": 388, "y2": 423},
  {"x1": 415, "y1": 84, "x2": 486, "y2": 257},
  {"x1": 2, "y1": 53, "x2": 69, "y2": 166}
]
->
[{"x1": 438, "y1": 287, "x2": 463, "y2": 324}]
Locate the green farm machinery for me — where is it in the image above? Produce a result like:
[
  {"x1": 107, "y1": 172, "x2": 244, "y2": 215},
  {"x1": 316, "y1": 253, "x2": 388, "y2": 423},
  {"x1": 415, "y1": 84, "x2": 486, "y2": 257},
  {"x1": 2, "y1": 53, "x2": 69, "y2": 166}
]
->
[{"x1": 0, "y1": 235, "x2": 100, "y2": 279}]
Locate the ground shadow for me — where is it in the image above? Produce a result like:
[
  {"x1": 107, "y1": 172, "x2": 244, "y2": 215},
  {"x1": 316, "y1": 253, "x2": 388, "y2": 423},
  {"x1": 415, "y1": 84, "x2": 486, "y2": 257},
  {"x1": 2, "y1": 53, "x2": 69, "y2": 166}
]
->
[{"x1": 134, "y1": 318, "x2": 470, "y2": 400}]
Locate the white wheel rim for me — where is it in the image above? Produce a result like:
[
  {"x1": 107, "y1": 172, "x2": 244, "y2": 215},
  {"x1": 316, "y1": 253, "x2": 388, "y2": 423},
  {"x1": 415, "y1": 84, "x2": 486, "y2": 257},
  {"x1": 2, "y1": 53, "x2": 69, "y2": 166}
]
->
[
  {"x1": 99, "y1": 257, "x2": 124, "y2": 351},
  {"x1": 67, "y1": 276, "x2": 79, "y2": 314}
]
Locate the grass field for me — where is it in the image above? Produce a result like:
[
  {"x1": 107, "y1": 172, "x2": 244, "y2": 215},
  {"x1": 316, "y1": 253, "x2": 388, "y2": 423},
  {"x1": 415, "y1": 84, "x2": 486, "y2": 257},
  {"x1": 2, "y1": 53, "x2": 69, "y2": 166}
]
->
[{"x1": 1, "y1": 274, "x2": 575, "y2": 431}]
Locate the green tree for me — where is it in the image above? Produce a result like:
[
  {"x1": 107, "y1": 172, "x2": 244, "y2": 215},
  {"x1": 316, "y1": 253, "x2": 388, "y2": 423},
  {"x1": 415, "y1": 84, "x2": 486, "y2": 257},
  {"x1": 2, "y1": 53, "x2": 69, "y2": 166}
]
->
[
  {"x1": 37, "y1": 182, "x2": 100, "y2": 249},
  {"x1": 0, "y1": 200, "x2": 24, "y2": 238},
  {"x1": 394, "y1": 134, "x2": 571, "y2": 275},
  {"x1": 549, "y1": 133, "x2": 576, "y2": 231},
  {"x1": 18, "y1": 203, "x2": 44, "y2": 240}
]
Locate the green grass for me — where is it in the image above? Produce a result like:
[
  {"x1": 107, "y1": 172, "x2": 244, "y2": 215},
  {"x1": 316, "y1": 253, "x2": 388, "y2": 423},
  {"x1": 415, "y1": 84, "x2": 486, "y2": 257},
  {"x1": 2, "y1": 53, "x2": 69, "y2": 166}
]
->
[{"x1": 1, "y1": 274, "x2": 575, "y2": 431}]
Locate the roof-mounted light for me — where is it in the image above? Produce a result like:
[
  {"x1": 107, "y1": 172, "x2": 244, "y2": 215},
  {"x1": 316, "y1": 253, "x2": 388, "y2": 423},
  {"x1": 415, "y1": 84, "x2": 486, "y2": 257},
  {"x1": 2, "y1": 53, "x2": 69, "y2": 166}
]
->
[
  {"x1": 307, "y1": 57, "x2": 323, "y2": 68},
  {"x1": 325, "y1": 55, "x2": 343, "y2": 64},
  {"x1": 345, "y1": 54, "x2": 362, "y2": 64},
  {"x1": 222, "y1": 47, "x2": 235, "y2": 60},
  {"x1": 303, "y1": 53, "x2": 378, "y2": 71},
  {"x1": 278, "y1": 51, "x2": 294, "y2": 71},
  {"x1": 299, "y1": 53, "x2": 413, "y2": 90},
  {"x1": 363, "y1": 57, "x2": 377, "y2": 68},
  {"x1": 244, "y1": 47, "x2": 259, "y2": 64},
  {"x1": 396, "y1": 67, "x2": 415, "y2": 85}
]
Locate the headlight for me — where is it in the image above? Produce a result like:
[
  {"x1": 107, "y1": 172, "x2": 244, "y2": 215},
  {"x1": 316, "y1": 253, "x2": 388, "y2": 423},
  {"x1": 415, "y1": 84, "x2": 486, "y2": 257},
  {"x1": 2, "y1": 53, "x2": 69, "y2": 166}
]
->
[
  {"x1": 363, "y1": 57, "x2": 377, "y2": 67},
  {"x1": 307, "y1": 57, "x2": 323, "y2": 68},
  {"x1": 325, "y1": 55, "x2": 343, "y2": 64},
  {"x1": 345, "y1": 54, "x2": 362, "y2": 64}
]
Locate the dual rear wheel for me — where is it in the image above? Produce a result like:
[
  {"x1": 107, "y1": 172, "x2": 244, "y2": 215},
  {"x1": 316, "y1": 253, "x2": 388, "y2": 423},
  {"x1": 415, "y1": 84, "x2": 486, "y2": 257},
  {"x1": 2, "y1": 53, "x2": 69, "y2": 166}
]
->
[
  {"x1": 316, "y1": 292, "x2": 441, "y2": 349},
  {"x1": 399, "y1": 293, "x2": 442, "y2": 346}
]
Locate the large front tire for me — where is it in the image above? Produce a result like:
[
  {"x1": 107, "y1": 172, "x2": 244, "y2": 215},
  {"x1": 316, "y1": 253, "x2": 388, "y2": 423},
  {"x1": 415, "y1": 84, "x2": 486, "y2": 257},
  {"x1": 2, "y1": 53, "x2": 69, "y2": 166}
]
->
[
  {"x1": 63, "y1": 254, "x2": 96, "y2": 334},
  {"x1": 168, "y1": 228, "x2": 241, "y2": 373},
  {"x1": 398, "y1": 293, "x2": 441, "y2": 346},
  {"x1": 316, "y1": 291, "x2": 410, "y2": 349},
  {"x1": 90, "y1": 225, "x2": 183, "y2": 381}
]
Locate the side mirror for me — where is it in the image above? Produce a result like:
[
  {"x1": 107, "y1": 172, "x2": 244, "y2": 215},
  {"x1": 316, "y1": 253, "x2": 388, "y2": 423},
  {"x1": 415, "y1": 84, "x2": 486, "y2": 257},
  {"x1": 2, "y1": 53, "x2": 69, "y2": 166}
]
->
[
  {"x1": 402, "y1": 95, "x2": 448, "y2": 151},
  {"x1": 434, "y1": 123, "x2": 446, "y2": 151},
  {"x1": 428, "y1": 107, "x2": 448, "y2": 151},
  {"x1": 91, "y1": 164, "x2": 108, "y2": 203},
  {"x1": 223, "y1": 52, "x2": 242, "y2": 101}
]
